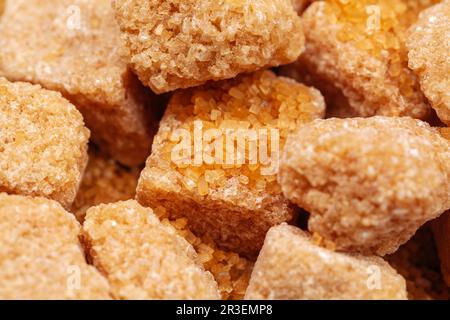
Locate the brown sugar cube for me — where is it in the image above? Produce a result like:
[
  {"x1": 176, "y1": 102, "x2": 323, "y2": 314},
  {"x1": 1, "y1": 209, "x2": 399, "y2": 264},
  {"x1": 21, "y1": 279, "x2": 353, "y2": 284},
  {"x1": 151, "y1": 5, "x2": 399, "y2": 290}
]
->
[
  {"x1": 407, "y1": 0, "x2": 450, "y2": 126},
  {"x1": 245, "y1": 224, "x2": 407, "y2": 300},
  {"x1": 82, "y1": 200, "x2": 220, "y2": 300},
  {"x1": 279, "y1": 117, "x2": 450, "y2": 256},
  {"x1": 0, "y1": 193, "x2": 111, "y2": 300},
  {"x1": 71, "y1": 148, "x2": 141, "y2": 223},
  {"x1": 432, "y1": 211, "x2": 450, "y2": 287},
  {"x1": 279, "y1": 62, "x2": 358, "y2": 118},
  {"x1": 387, "y1": 225, "x2": 450, "y2": 300},
  {"x1": 0, "y1": 78, "x2": 89, "y2": 208},
  {"x1": 136, "y1": 71, "x2": 325, "y2": 257},
  {"x1": 0, "y1": 0, "x2": 159, "y2": 166},
  {"x1": 440, "y1": 127, "x2": 450, "y2": 141},
  {"x1": 112, "y1": 0, "x2": 304, "y2": 93},
  {"x1": 300, "y1": 0, "x2": 439, "y2": 119},
  {"x1": 155, "y1": 206, "x2": 254, "y2": 300}
]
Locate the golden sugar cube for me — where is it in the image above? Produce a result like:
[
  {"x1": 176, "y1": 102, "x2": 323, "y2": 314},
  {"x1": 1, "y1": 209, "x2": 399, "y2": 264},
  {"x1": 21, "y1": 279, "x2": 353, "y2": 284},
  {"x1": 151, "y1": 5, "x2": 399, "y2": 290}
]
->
[
  {"x1": 137, "y1": 71, "x2": 325, "y2": 257},
  {"x1": 82, "y1": 200, "x2": 220, "y2": 299},
  {"x1": 279, "y1": 117, "x2": 450, "y2": 255},
  {"x1": 0, "y1": 0, "x2": 160, "y2": 166},
  {"x1": 407, "y1": 0, "x2": 450, "y2": 126},
  {"x1": 245, "y1": 224, "x2": 407, "y2": 300},
  {"x1": 432, "y1": 211, "x2": 450, "y2": 287}
]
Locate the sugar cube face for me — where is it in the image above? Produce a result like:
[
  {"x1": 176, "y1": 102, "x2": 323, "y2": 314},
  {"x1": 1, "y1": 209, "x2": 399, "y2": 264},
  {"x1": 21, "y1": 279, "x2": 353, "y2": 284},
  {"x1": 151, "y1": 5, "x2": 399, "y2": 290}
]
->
[
  {"x1": 300, "y1": 0, "x2": 438, "y2": 119},
  {"x1": 245, "y1": 224, "x2": 407, "y2": 300},
  {"x1": 407, "y1": 0, "x2": 450, "y2": 126},
  {"x1": 113, "y1": 0, "x2": 305, "y2": 93},
  {"x1": 0, "y1": 78, "x2": 89, "y2": 208},
  {"x1": 82, "y1": 200, "x2": 221, "y2": 300},
  {"x1": 279, "y1": 117, "x2": 450, "y2": 256},
  {"x1": 136, "y1": 71, "x2": 325, "y2": 257},
  {"x1": 432, "y1": 211, "x2": 450, "y2": 287},
  {"x1": 0, "y1": 193, "x2": 111, "y2": 299},
  {"x1": 72, "y1": 148, "x2": 141, "y2": 222},
  {"x1": 0, "y1": 0, "x2": 159, "y2": 166}
]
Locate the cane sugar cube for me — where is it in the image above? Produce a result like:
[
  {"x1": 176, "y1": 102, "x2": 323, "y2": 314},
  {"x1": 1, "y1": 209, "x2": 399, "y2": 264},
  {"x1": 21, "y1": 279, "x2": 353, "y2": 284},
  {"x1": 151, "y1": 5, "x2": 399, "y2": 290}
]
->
[
  {"x1": 113, "y1": 0, "x2": 304, "y2": 93},
  {"x1": 0, "y1": 193, "x2": 111, "y2": 299},
  {"x1": 407, "y1": 0, "x2": 450, "y2": 126},
  {"x1": 0, "y1": 0, "x2": 159, "y2": 166},
  {"x1": 387, "y1": 225, "x2": 450, "y2": 300},
  {"x1": 82, "y1": 200, "x2": 220, "y2": 300},
  {"x1": 300, "y1": 0, "x2": 438, "y2": 119},
  {"x1": 0, "y1": 78, "x2": 89, "y2": 208},
  {"x1": 137, "y1": 71, "x2": 325, "y2": 257},
  {"x1": 245, "y1": 224, "x2": 407, "y2": 300},
  {"x1": 72, "y1": 148, "x2": 140, "y2": 222},
  {"x1": 279, "y1": 117, "x2": 450, "y2": 256},
  {"x1": 432, "y1": 212, "x2": 450, "y2": 287}
]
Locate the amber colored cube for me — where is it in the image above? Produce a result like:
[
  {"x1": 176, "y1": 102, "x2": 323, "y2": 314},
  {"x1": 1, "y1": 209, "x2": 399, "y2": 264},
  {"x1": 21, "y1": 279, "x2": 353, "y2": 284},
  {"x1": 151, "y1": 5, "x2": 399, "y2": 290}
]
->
[
  {"x1": 0, "y1": 0, "x2": 159, "y2": 166},
  {"x1": 113, "y1": 0, "x2": 305, "y2": 93},
  {"x1": 82, "y1": 200, "x2": 220, "y2": 300},
  {"x1": 137, "y1": 71, "x2": 325, "y2": 257},
  {"x1": 245, "y1": 224, "x2": 407, "y2": 300},
  {"x1": 71, "y1": 148, "x2": 141, "y2": 222},
  {"x1": 0, "y1": 193, "x2": 111, "y2": 299},
  {"x1": 0, "y1": 78, "x2": 89, "y2": 208}
]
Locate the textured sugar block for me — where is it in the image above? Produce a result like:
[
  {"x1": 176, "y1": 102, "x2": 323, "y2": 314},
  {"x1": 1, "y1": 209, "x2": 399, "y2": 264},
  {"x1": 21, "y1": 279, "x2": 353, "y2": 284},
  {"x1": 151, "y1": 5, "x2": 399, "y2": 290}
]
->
[
  {"x1": 136, "y1": 71, "x2": 325, "y2": 257},
  {"x1": 0, "y1": 193, "x2": 111, "y2": 299},
  {"x1": 279, "y1": 62, "x2": 358, "y2": 118},
  {"x1": 245, "y1": 224, "x2": 407, "y2": 300},
  {"x1": 300, "y1": 0, "x2": 439, "y2": 119},
  {"x1": 279, "y1": 117, "x2": 450, "y2": 256},
  {"x1": 113, "y1": 0, "x2": 304, "y2": 93},
  {"x1": 82, "y1": 200, "x2": 221, "y2": 300},
  {"x1": 0, "y1": 0, "x2": 159, "y2": 166},
  {"x1": 432, "y1": 211, "x2": 450, "y2": 287},
  {"x1": 72, "y1": 148, "x2": 141, "y2": 222},
  {"x1": 0, "y1": 77, "x2": 89, "y2": 208},
  {"x1": 407, "y1": 0, "x2": 450, "y2": 126}
]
